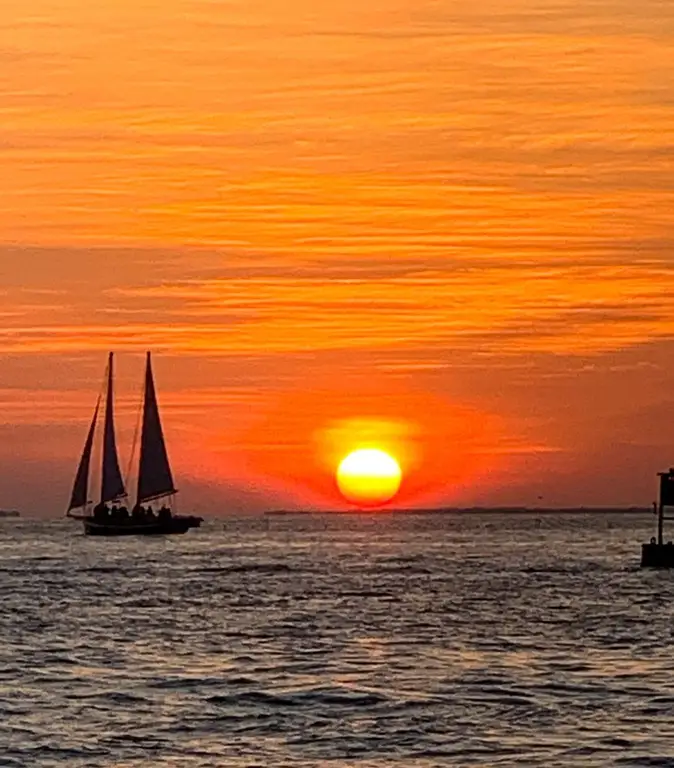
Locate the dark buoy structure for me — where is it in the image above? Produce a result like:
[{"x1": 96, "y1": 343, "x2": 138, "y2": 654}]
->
[{"x1": 641, "y1": 469, "x2": 674, "y2": 568}]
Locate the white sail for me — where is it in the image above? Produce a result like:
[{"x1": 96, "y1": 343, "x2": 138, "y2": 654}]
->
[
  {"x1": 67, "y1": 396, "x2": 100, "y2": 511},
  {"x1": 100, "y1": 352, "x2": 126, "y2": 504},
  {"x1": 137, "y1": 352, "x2": 176, "y2": 505}
]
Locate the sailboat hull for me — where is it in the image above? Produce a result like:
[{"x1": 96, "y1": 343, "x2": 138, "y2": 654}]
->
[
  {"x1": 67, "y1": 353, "x2": 205, "y2": 537},
  {"x1": 82, "y1": 515, "x2": 202, "y2": 536}
]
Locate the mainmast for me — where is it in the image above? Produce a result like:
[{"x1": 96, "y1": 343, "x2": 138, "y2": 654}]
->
[
  {"x1": 136, "y1": 352, "x2": 176, "y2": 507},
  {"x1": 100, "y1": 352, "x2": 127, "y2": 505}
]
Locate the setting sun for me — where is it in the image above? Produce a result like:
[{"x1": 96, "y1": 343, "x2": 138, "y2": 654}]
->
[{"x1": 336, "y1": 448, "x2": 402, "y2": 507}]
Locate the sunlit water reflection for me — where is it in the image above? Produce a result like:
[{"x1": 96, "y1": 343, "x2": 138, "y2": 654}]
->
[{"x1": 1, "y1": 512, "x2": 673, "y2": 767}]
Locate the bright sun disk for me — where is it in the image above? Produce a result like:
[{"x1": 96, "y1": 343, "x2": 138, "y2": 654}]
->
[{"x1": 336, "y1": 448, "x2": 402, "y2": 507}]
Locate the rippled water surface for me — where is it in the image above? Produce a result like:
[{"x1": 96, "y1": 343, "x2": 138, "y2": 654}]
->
[{"x1": 2, "y1": 512, "x2": 674, "y2": 767}]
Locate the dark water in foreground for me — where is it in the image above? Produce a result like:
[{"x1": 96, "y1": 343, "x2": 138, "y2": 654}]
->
[{"x1": 1, "y1": 513, "x2": 673, "y2": 767}]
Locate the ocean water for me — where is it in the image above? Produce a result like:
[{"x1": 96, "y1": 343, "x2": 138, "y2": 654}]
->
[{"x1": 1, "y1": 512, "x2": 673, "y2": 767}]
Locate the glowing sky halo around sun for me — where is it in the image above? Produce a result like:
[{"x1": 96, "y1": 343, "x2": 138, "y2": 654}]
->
[{"x1": 336, "y1": 448, "x2": 402, "y2": 507}]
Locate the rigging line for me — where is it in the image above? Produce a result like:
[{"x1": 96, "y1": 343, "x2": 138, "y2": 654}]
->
[{"x1": 99, "y1": 356, "x2": 110, "y2": 402}]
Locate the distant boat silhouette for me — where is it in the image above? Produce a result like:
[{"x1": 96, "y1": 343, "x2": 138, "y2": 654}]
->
[{"x1": 66, "y1": 352, "x2": 203, "y2": 536}]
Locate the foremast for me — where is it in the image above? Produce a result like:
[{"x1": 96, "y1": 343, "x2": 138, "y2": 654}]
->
[
  {"x1": 66, "y1": 352, "x2": 127, "y2": 517},
  {"x1": 100, "y1": 352, "x2": 127, "y2": 506}
]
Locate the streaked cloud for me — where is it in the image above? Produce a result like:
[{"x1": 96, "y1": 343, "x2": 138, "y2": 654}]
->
[
  {"x1": 3, "y1": 248, "x2": 674, "y2": 358},
  {"x1": 1, "y1": 0, "x2": 673, "y2": 512}
]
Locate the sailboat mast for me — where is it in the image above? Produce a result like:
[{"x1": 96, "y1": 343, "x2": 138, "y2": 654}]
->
[{"x1": 136, "y1": 352, "x2": 177, "y2": 507}]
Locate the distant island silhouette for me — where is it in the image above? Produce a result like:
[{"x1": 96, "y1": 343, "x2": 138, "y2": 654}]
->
[{"x1": 264, "y1": 506, "x2": 651, "y2": 516}]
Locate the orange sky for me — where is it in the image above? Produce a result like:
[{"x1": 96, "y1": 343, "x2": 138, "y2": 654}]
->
[{"x1": 1, "y1": 0, "x2": 674, "y2": 514}]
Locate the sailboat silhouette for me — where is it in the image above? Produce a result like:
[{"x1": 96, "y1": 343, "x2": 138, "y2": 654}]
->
[{"x1": 66, "y1": 352, "x2": 203, "y2": 536}]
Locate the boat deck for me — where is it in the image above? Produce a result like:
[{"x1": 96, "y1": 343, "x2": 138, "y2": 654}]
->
[{"x1": 83, "y1": 515, "x2": 202, "y2": 536}]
